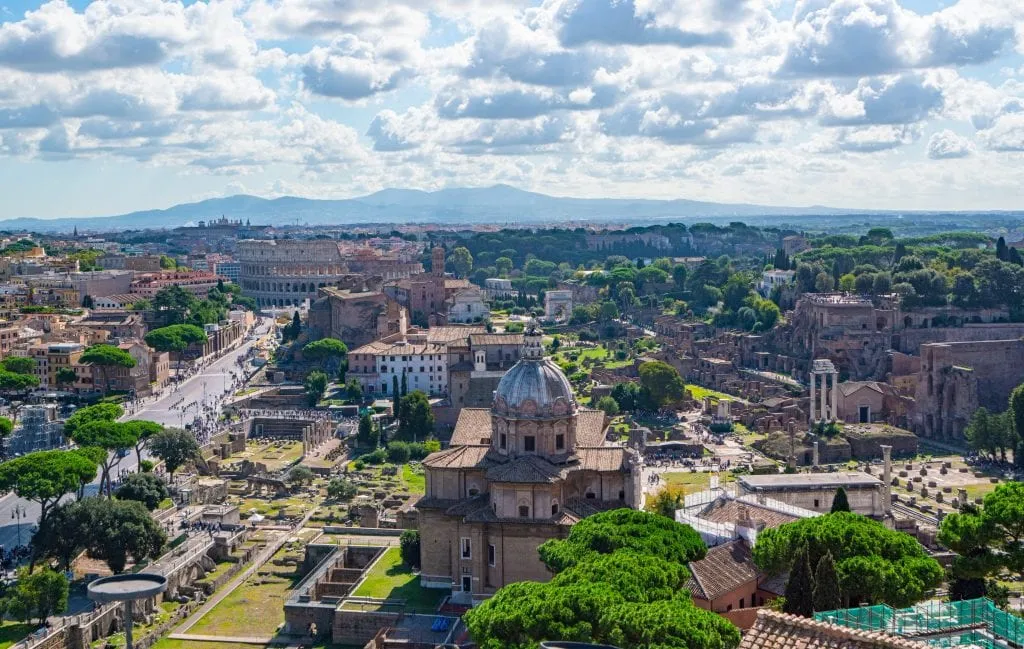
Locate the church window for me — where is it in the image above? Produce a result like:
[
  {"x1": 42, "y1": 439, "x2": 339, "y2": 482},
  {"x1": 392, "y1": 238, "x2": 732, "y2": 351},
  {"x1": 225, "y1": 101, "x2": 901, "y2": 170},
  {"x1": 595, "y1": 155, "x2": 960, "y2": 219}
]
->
[
  {"x1": 518, "y1": 505, "x2": 529, "y2": 518},
  {"x1": 551, "y1": 502, "x2": 559, "y2": 515},
  {"x1": 524, "y1": 436, "x2": 535, "y2": 452},
  {"x1": 488, "y1": 544, "x2": 496, "y2": 566},
  {"x1": 500, "y1": 434, "x2": 507, "y2": 449},
  {"x1": 555, "y1": 434, "x2": 565, "y2": 450},
  {"x1": 461, "y1": 538, "x2": 471, "y2": 559}
]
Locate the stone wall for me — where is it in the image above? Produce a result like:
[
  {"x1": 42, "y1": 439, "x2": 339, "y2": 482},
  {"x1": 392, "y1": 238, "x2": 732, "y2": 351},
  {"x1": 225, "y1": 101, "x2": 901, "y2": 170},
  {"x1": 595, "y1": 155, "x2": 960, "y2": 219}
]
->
[
  {"x1": 914, "y1": 339, "x2": 1024, "y2": 439},
  {"x1": 895, "y1": 323, "x2": 1024, "y2": 355},
  {"x1": 333, "y1": 611, "x2": 402, "y2": 646}
]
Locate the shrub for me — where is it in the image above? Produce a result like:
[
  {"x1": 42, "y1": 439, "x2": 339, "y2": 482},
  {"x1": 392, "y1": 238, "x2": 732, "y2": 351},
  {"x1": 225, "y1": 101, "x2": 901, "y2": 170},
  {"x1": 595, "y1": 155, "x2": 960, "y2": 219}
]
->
[{"x1": 400, "y1": 530, "x2": 421, "y2": 568}]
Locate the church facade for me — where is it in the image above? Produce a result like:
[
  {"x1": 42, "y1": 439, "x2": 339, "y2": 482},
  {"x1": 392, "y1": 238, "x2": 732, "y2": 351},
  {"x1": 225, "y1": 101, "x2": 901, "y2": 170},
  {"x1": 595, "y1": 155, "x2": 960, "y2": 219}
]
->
[{"x1": 417, "y1": 327, "x2": 643, "y2": 600}]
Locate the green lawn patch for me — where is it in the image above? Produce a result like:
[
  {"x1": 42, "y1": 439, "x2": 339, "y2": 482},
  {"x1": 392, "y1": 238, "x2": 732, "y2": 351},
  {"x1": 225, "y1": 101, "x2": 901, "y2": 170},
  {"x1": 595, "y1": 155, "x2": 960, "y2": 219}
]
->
[
  {"x1": 401, "y1": 464, "x2": 425, "y2": 494},
  {"x1": 187, "y1": 548, "x2": 302, "y2": 637},
  {"x1": 351, "y1": 547, "x2": 443, "y2": 613},
  {"x1": 0, "y1": 622, "x2": 36, "y2": 649}
]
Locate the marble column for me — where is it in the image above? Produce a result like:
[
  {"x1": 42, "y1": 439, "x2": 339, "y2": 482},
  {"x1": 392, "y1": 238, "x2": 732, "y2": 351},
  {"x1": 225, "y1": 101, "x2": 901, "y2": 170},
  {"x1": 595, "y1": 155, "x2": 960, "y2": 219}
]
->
[
  {"x1": 819, "y1": 372, "x2": 827, "y2": 422},
  {"x1": 881, "y1": 445, "x2": 892, "y2": 515},
  {"x1": 832, "y1": 372, "x2": 840, "y2": 421},
  {"x1": 809, "y1": 372, "x2": 816, "y2": 424}
]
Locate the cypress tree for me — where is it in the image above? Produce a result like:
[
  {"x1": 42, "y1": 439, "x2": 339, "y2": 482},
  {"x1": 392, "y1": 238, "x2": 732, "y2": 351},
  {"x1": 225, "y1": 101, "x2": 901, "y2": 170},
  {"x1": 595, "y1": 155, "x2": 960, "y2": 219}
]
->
[
  {"x1": 813, "y1": 551, "x2": 842, "y2": 612},
  {"x1": 783, "y1": 546, "x2": 815, "y2": 617},
  {"x1": 830, "y1": 487, "x2": 851, "y2": 513},
  {"x1": 392, "y1": 375, "x2": 399, "y2": 399},
  {"x1": 400, "y1": 370, "x2": 408, "y2": 398}
]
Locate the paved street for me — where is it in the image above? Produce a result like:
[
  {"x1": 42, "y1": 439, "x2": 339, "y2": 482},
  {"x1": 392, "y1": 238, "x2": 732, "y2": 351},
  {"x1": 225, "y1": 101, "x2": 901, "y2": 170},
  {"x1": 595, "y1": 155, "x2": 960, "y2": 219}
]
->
[{"x1": 0, "y1": 318, "x2": 275, "y2": 551}]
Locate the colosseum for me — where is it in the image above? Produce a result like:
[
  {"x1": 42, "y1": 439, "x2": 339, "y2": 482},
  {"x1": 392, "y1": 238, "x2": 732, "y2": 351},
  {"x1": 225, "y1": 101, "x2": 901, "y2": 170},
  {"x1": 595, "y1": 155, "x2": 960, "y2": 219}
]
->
[
  {"x1": 237, "y1": 239, "x2": 423, "y2": 308},
  {"x1": 238, "y1": 239, "x2": 357, "y2": 308}
]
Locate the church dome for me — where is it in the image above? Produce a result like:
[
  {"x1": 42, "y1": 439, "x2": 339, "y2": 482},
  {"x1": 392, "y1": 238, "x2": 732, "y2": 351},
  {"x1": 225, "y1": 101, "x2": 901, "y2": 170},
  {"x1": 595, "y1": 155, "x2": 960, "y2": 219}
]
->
[{"x1": 492, "y1": 323, "x2": 576, "y2": 419}]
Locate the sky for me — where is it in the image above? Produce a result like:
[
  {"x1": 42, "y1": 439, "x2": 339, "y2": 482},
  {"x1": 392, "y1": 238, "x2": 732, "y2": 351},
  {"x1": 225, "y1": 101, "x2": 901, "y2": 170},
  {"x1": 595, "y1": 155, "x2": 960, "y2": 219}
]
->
[{"x1": 1, "y1": 0, "x2": 1024, "y2": 219}]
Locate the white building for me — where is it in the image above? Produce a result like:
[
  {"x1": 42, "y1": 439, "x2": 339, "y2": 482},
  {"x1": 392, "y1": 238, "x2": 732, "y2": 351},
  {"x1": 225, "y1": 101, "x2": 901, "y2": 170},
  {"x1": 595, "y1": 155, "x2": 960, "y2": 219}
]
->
[
  {"x1": 446, "y1": 287, "x2": 490, "y2": 323},
  {"x1": 758, "y1": 269, "x2": 795, "y2": 297},
  {"x1": 349, "y1": 338, "x2": 450, "y2": 397},
  {"x1": 736, "y1": 472, "x2": 886, "y2": 517},
  {"x1": 544, "y1": 290, "x2": 573, "y2": 321},
  {"x1": 483, "y1": 278, "x2": 517, "y2": 299}
]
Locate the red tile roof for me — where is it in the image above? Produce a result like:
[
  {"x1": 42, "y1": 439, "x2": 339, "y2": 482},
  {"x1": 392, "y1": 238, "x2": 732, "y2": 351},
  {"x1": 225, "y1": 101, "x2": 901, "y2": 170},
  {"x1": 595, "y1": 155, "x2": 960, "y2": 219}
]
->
[{"x1": 739, "y1": 610, "x2": 932, "y2": 649}]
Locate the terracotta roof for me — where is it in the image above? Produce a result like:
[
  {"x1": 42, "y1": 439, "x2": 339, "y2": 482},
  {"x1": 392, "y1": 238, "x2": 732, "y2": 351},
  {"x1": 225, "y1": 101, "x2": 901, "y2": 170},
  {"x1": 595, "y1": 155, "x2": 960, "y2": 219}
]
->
[
  {"x1": 575, "y1": 409, "x2": 608, "y2": 446},
  {"x1": 686, "y1": 540, "x2": 759, "y2": 601},
  {"x1": 739, "y1": 609, "x2": 932, "y2": 649},
  {"x1": 422, "y1": 445, "x2": 490, "y2": 469},
  {"x1": 469, "y1": 333, "x2": 524, "y2": 346},
  {"x1": 426, "y1": 325, "x2": 485, "y2": 344},
  {"x1": 449, "y1": 408, "x2": 493, "y2": 445},
  {"x1": 700, "y1": 499, "x2": 798, "y2": 529},
  {"x1": 485, "y1": 455, "x2": 563, "y2": 484},
  {"x1": 576, "y1": 447, "x2": 627, "y2": 472}
]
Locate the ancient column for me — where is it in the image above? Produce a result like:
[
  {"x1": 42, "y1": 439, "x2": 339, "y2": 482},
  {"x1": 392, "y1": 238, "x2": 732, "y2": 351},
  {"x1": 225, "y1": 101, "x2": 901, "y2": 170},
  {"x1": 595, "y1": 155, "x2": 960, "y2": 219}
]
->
[
  {"x1": 809, "y1": 371, "x2": 816, "y2": 424},
  {"x1": 819, "y1": 372, "x2": 827, "y2": 423},
  {"x1": 832, "y1": 371, "x2": 840, "y2": 421},
  {"x1": 881, "y1": 445, "x2": 892, "y2": 515},
  {"x1": 813, "y1": 440, "x2": 819, "y2": 467}
]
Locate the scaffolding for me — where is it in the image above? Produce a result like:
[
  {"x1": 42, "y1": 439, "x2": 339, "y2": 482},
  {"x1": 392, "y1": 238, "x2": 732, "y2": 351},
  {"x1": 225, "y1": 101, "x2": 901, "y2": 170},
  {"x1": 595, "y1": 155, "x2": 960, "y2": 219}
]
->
[{"x1": 815, "y1": 598, "x2": 1024, "y2": 649}]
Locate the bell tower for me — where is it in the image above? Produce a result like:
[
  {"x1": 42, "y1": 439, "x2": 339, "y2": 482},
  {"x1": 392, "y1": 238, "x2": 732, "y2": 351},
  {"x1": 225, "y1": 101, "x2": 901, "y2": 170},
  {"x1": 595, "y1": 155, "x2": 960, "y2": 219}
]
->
[{"x1": 432, "y1": 247, "x2": 445, "y2": 276}]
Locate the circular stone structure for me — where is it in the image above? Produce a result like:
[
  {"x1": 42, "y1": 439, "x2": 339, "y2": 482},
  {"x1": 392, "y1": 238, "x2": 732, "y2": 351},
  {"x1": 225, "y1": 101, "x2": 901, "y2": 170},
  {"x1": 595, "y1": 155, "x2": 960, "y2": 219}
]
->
[
  {"x1": 87, "y1": 574, "x2": 168, "y2": 602},
  {"x1": 88, "y1": 574, "x2": 168, "y2": 649}
]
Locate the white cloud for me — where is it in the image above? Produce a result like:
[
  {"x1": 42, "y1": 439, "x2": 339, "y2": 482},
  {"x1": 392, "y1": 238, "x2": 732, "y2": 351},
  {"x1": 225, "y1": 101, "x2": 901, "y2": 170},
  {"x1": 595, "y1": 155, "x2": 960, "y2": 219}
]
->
[
  {"x1": 302, "y1": 35, "x2": 420, "y2": 100},
  {"x1": 927, "y1": 129, "x2": 973, "y2": 158},
  {"x1": 1, "y1": 0, "x2": 1024, "y2": 214},
  {"x1": 780, "y1": 0, "x2": 1019, "y2": 78}
]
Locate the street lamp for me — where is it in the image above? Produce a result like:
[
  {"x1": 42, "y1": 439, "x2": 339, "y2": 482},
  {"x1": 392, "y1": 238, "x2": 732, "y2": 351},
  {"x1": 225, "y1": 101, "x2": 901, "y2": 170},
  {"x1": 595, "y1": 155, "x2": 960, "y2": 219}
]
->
[{"x1": 11, "y1": 505, "x2": 26, "y2": 547}]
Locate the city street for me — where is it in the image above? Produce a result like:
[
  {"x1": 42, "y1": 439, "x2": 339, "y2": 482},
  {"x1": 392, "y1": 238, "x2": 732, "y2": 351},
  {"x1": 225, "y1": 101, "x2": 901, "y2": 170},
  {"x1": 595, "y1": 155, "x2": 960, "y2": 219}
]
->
[{"x1": 0, "y1": 317, "x2": 275, "y2": 551}]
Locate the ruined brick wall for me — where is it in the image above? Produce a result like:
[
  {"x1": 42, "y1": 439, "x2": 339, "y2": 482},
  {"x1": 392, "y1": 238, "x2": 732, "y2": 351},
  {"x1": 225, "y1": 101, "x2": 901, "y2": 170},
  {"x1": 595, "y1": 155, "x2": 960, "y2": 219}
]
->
[{"x1": 914, "y1": 339, "x2": 1024, "y2": 439}]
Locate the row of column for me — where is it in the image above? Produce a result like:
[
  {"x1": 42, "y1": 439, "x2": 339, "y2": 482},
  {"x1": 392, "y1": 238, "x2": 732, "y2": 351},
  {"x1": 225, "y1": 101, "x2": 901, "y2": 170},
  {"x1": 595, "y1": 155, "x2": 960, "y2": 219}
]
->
[{"x1": 809, "y1": 370, "x2": 839, "y2": 423}]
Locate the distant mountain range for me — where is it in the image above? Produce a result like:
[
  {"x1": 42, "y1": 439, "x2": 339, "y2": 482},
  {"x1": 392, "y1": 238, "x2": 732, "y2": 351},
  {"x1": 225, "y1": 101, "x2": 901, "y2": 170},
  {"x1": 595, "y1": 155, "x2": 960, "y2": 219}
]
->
[{"x1": 0, "y1": 185, "x2": 879, "y2": 233}]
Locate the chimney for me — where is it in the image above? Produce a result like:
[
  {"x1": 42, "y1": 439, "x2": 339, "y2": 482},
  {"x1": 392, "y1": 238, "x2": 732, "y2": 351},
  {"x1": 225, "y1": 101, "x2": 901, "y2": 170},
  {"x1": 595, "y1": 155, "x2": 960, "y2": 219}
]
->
[{"x1": 880, "y1": 445, "x2": 892, "y2": 515}]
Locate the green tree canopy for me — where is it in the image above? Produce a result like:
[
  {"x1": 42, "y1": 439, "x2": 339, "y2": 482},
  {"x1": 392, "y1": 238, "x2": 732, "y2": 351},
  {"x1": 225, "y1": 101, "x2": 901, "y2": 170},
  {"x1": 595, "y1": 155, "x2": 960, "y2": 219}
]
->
[
  {"x1": 303, "y1": 338, "x2": 348, "y2": 373},
  {"x1": 830, "y1": 487, "x2": 851, "y2": 513},
  {"x1": 85, "y1": 498, "x2": 167, "y2": 573},
  {"x1": 539, "y1": 509, "x2": 706, "y2": 573},
  {"x1": 939, "y1": 481, "x2": 1024, "y2": 587},
  {"x1": 639, "y1": 361, "x2": 686, "y2": 409},
  {"x1": 81, "y1": 344, "x2": 136, "y2": 393},
  {"x1": 145, "y1": 323, "x2": 207, "y2": 354},
  {"x1": 149, "y1": 427, "x2": 200, "y2": 480},
  {"x1": 397, "y1": 390, "x2": 435, "y2": 441},
  {"x1": 0, "y1": 449, "x2": 98, "y2": 526},
  {"x1": 753, "y1": 512, "x2": 943, "y2": 608},
  {"x1": 114, "y1": 472, "x2": 169, "y2": 510},
  {"x1": 152, "y1": 285, "x2": 196, "y2": 324},
  {"x1": 0, "y1": 356, "x2": 35, "y2": 375},
  {"x1": 70, "y1": 420, "x2": 139, "y2": 495},
  {"x1": 7, "y1": 569, "x2": 68, "y2": 624},
  {"x1": 465, "y1": 510, "x2": 736, "y2": 649},
  {"x1": 305, "y1": 370, "x2": 328, "y2": 406},
  {"x1": 449, "y1": 246, "x2": 474, "y2": 278},
  {"x1": 64, "y1": 402, "x2": 123, "y2": 438},
  {"x1": 123, "y1": 419, "x2": 163, "y2": 465}
]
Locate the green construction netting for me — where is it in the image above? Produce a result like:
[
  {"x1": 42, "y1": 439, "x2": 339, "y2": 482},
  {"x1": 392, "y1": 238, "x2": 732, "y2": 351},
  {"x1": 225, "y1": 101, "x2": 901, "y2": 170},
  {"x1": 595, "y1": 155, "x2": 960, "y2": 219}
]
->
[{"x1": 814, "y1": 598, "x2": 1024, "y2": 648}]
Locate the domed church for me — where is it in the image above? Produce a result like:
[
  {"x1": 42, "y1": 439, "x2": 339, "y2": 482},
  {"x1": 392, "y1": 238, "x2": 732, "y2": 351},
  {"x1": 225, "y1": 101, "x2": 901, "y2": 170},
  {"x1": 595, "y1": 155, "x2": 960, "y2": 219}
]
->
[{"x1": 417, "y1": 324, "x2": 643, "y2": 600}]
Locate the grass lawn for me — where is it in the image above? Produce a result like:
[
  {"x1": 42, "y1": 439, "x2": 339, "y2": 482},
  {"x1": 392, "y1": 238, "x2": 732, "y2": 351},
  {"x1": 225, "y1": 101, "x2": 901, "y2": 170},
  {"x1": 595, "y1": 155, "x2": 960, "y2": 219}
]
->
[
  {"x1": 350, "y1": 547, "x2": 443, "y2": 613},
  {"x1": 963, "y1": 481, "x2": 1000, "y2": 501},
  {"x1": 685, "y1": 384, "x2": 735, "y2": 401},
  {"x1": 187, "y1": 549, "x2": 301, "y2": 637},
  {"x1": 660, "y1": 471, "x2": 733, "y2": 493},
  {"x1": 401, "y1": 464, "x2": 425, "y2": 494},
  {"x1": 0, "y1": 622, "x2": 36, "y2": 649}
]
